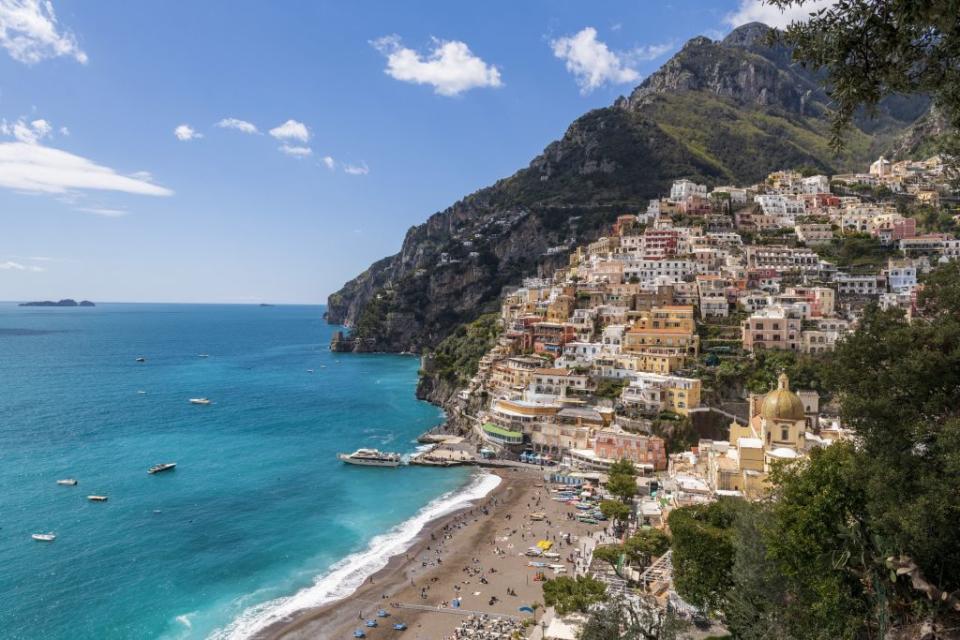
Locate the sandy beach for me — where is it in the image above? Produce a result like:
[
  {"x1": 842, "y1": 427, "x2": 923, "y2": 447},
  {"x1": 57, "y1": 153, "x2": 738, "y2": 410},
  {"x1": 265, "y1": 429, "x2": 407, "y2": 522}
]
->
[{"x1": 260, "y1": 466, "x2": 608, "y2": 640}]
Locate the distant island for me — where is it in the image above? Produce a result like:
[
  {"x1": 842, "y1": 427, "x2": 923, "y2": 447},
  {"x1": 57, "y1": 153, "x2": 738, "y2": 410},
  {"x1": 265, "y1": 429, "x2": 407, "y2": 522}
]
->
[
  {"x1": 259, "y1": 303, "x2": 274, "y2": 307},
  {"x1": 19, "y1": 299, "x2": 95, "y2": 307}
]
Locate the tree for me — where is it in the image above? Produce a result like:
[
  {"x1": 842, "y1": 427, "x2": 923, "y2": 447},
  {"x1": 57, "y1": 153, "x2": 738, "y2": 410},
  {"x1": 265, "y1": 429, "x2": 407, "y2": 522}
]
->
[
  {"x1": 764, "y1": 443, "x2": 873, "y2": 639},
  {"x1": 580, "y1": 597, "x2": 689, "y2": 640},
  {"x1": 592, "y1": 544, "x2": 628, "y2": 579},
  {"x1": 668, "y1": 499, "x2": 742, "y2": 612},
  {"x1": 609, "y1": 458, "x2": 638, "y2": 478},
  {"x1": 624, "y1": 528, "x2": 671, "y2": 567},
  {"x1": 541, "y1": 575, "x2": 607, "y2": 614},
  {"x1": 599, "y1": 499, "x2": 632, "y2": 530},
  {"x1": 606, "y1": 473, "x2": 638, "y2": 504},
  {"x1": 771, "y1": 0, "x2": 960, "y2": 159}
]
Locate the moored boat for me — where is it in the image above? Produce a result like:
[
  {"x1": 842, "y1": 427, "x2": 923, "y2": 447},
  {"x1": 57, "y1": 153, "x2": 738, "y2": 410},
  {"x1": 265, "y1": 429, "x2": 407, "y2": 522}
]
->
[
  {"x1": 32, "y1": 533, "x2": 56, "y2": 542},
  {"x1": 148, "y1": 462, "x2": 177, "y2": 474},
  {"x1": 87, "y1": 495, "x2": 108, "y2": 502},
  {"x1": 189, "y1": 398, "x2": 212, "y2": 405},
  {"x1": 337, "y1": 448, "x2": 402, "y2": 467},
  {"x1": 56, "y1": 479, "x2": 78, "y2": 486}
]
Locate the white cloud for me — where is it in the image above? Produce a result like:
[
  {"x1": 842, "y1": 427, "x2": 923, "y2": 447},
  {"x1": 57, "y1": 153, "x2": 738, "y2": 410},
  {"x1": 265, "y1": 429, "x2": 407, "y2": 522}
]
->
[
  {"x1": 629, "y1": 42, "x2": 674, "y2": 62},
  {"x1": 269, "y1": 119, "x2": 310, "y2": 142},
  {"x1": 216, "y1": 117, "x2": 259, "y2": 135},
  {"x1": 0, "y1": 0, "x2": 87, "y2": 64},
  {"x1": 343, "y1": 161, "x2": 369, "y2": 176},
  {"x1": 174, "y1": 124, "x2": 202, "y2": 141},
  {"x1": 724, "y1": 0, "x2": 836, "y2": 29},
  {"x1": 279, "y1": 144, "x2": 312, "y2": 158},
  {"x1": 551, "y1": 27, "x2": 641, "y2": 94},
  {"x1": 78, "y1": 206, "x2": 126, "y2": 217},
  {"x1": 129, "y1": 170, "x2": 153, "y2": 182},
  {"x1": 321, "y1": 155, "x2": 335, "y2": 170},
  {"x1": 2, "y1": 117, "x2": 56, "y2": 144},
  {"x1": 0, "y1": 260, "x2": 43, "y2": 271},
  {"x1": 0, "y1": 142, "x2": 173, "y2": 196},
  {"x1": 371, "y1": 35, "x2": 502, "y2": 97}
]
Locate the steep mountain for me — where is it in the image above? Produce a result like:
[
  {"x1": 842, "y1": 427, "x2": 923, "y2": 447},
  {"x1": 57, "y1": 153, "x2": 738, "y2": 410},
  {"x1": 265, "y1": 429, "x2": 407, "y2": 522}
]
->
[{"x1": 327, "y1": 22, "x2": 928, "y2": 353}]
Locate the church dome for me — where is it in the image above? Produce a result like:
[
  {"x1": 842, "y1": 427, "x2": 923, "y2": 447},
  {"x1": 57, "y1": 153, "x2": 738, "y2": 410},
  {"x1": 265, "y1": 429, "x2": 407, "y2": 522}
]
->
[{"x1": 760, "y1": 374, "x2": 806, "y2": 421}]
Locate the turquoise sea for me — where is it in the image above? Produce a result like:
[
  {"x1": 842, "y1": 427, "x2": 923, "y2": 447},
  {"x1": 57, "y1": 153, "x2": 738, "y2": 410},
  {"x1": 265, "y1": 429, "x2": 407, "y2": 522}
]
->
[{"x1": 0, "y1": 303, "x2": 489, "y2": 639}]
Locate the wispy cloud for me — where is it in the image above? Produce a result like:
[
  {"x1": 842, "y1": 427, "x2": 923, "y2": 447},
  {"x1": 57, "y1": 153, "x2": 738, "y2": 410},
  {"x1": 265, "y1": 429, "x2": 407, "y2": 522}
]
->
[
  {"x1": 343, "y1": 161, "x2": 369, "y2": 176},
  {"x1": 0, "y1": 142, "x2": 173, "y2": 196},
  {"x1": 174, "y1": 124, "x2": 202, "y2": 141},
  {"x1": 371, "y1": 35, "x2": 502, "y2": 97},
  {"x1": 216, "y1": 118, "x2": 259, "y2": 135},
  {"x1": 0, "y1": 0, "x2": 87, "y2": 64},
  {"x1": 551, "y1": 27, "x2": 650, "y2": 94},
  {"x1": 0, "y1": 260, "x2": 44, "y2": 272},
  {"x1": 279, "y1": 144, "x2": 312, "y2": 158},
  {"x1": 269, "y1": 119, "x2": 310, "y2": 143},
  {"x1": 78, "y1": 206, "x2": 127, "y2": 217},
  {"x1": 724, "y1": 0, "x2": 837, "y2": 29},
  {"x1": 321, "y1": 156, "x2": 335, "y2": 170}
]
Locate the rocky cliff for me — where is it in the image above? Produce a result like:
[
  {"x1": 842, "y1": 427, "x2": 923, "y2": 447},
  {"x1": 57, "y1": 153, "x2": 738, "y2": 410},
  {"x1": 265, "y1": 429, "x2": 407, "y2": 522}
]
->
[{"x1": 327, "y1": 22, "x2": 928, "y2": 353}]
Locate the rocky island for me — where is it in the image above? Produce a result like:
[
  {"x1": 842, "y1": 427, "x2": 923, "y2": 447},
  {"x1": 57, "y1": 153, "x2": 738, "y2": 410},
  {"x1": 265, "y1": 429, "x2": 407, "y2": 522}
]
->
[{"x1": 19, "y1": 299, "x2": 96, "y2": 307}]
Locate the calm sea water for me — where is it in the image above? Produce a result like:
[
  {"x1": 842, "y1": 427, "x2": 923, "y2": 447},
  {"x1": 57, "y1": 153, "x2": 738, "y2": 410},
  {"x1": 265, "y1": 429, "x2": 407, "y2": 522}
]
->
[{"x1": 0, "y1": 303, "x2": 480, "y2": 640}]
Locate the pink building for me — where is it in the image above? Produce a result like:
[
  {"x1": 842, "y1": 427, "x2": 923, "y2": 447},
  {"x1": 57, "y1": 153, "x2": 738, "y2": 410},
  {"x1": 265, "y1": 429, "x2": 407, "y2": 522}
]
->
[{"x1": 594, "y1": 428, "x2": 667, "y2": 471}]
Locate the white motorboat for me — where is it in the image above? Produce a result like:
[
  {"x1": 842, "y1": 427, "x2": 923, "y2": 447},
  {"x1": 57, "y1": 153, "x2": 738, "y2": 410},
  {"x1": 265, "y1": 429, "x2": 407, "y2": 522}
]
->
[
  {"x1": 148, "y1": 462, "x2": 177, "y2": 474},
  {"x1": 87, "y1": 495, "x2": 108, "y2": 502},
  {"x1": 337, "y1": 448, "x2": 402, "y2": 467},
  {"x1": 32, "y1": 533, "x2": 56, "y2": 542},
  {"x1": 189, "y1": 398, "x2": 212, "y2": 405},
  {"x1": 56, "y1": 479, "x2": 78, "y2": 486}
]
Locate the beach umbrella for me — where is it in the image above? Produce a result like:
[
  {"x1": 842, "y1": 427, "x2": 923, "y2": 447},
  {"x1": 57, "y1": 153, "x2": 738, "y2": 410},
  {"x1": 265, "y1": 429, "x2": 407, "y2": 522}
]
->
[
  {"x1": 392, "y1": 622, "x2": 407, "y2": 630},
  {"x1": 366, "y1": 619, "x2": 377, "y2": 627},
  {"x1": 377, "y1": 609, "x2": 389, "y2": 617},
  {"x1": 353, "y1": 631, "x2": 366, "y2": 638}
]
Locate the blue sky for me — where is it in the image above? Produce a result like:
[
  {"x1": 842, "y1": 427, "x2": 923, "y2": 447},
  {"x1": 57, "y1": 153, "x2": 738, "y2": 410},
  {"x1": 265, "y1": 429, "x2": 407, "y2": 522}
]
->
[{"x1": 0, "y1": 0, "x2": 806, "y2": 303}]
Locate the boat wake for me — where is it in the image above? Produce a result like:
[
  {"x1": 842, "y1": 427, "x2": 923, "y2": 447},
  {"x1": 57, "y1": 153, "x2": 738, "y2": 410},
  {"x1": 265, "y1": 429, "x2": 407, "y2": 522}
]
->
[{"x1": 208, "y1": 472, "x2": 502, "y2": 640}]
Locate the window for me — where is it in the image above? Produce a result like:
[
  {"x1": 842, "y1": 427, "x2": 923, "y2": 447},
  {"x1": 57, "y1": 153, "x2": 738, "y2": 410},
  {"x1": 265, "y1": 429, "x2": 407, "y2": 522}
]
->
[{"x1": 781, "y1": 427, "x2": 789, "y2": 441}]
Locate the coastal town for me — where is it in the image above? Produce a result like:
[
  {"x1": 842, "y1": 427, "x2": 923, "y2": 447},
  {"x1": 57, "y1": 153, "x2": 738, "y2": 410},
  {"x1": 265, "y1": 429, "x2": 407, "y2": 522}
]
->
[{"x1": 364, "y1": 153, "x2": 960, "y2": 639}]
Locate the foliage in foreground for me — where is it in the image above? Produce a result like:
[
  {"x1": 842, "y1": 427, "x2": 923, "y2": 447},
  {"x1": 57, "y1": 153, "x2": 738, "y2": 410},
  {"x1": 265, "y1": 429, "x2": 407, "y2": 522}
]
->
[{"x1": 541, "y1": 575, "x2": 606, "y2": 615}]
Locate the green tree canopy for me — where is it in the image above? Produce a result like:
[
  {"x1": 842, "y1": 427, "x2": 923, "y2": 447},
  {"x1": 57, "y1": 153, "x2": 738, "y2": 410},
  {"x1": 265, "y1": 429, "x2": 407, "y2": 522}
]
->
[
  {"x1": 541, "y1": 575, "x2": 607, "y2": 615},
  {"x1": 772, "y1": 0, "x2": 960, "y2": 154}
]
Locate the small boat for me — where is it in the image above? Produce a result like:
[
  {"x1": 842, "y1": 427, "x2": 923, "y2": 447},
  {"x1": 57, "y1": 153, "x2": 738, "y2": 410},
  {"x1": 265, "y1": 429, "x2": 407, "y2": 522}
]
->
[
  {"x1": 135, "y1": 357, "x2": 146, "y2": 362},
  {"x1": 365, "y1": 619, "x2": 378, "y2": 627},
  {"x1": 376, "y1": 609, "x2": 389, "y2": 618},
  {"x1": 353, "y1": 631, "x2": 366, "y2": 638},
  {"x1": 189, "y1": 398, "x2": 212, "y2": 405},
  {"x1": 197, "y1": 354, "x2": 209, "y2": 358},
  {"x1": 32, "y1": 533, "x2": 56, "y2": 542},
  {"x1": 306, "y1": 369, "x2": 314, "y2": 373},
  {"x1": 56, "y1": 479, "x2": 78, "y2": 486},
  {"x1": 392, "y1": 623, "x2": 407, "y2": 631},
  {"x1": 337, "y1": 448, "x2": 402, "y2": 468},
  {"x1": 137, "y1": 390, "x2": 147, "y2": 395},
  {"x1": 148, "y1": 462, "x2": 176, "y2": 474},
  {"x1": 87, "y1": 495, "x2": 108, "y2": 502}
]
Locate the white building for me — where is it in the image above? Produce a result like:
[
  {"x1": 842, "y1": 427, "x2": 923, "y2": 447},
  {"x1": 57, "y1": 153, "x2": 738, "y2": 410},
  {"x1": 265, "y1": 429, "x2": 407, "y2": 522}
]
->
[{"x1": 670, "y1": 179, "x2": 707, "y2": 202}]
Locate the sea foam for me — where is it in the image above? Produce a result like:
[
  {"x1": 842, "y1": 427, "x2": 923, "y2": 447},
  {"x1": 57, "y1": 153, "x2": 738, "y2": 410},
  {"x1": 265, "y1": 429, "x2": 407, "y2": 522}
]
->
[{"x1": 208, "y1": 471, "x2": 502, "y2": 640}]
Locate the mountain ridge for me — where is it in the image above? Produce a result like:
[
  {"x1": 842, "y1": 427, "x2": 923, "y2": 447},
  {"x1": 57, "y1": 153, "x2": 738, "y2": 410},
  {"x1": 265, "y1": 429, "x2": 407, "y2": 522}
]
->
[{"x1": 326, "y1": 22, "x2": 929, "y2": 352}]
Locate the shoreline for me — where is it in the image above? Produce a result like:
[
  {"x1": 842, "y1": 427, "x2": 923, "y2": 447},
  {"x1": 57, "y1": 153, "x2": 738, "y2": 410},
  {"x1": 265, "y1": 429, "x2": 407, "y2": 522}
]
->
[
  {"x1": 211, "y1": 469, "x2": 505, "y2": 640},
  {"x1": 257, "y1": 470, "x2": 517, "y2": 640},
  {"x1": 261, "y1": 466, "x2": 608, "y2": 640}
]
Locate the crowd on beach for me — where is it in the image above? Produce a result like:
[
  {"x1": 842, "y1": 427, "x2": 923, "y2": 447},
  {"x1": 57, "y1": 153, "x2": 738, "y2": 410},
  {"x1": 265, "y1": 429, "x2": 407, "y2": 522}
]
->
[{"x1": 445, "y1": 614, "x2": 525, "y2": 640}]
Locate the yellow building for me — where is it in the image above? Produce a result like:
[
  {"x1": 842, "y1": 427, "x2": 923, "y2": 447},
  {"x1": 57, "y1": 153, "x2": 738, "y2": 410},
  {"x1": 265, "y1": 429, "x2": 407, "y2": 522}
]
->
[
  {"x1": 718, "y1": 374, "x2": 810, "y2": 497},
  {"x1": 624, "y1": 305, "x2": 700, "y2": 357}
]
